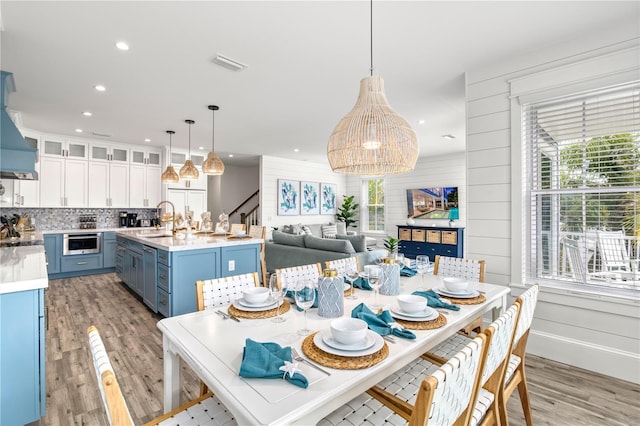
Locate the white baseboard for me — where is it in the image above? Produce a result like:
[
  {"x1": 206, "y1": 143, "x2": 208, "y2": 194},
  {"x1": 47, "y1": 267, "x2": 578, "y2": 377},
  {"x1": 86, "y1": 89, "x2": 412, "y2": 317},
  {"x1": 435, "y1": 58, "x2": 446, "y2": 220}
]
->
[{"x1": 526, "y1": 330, "x2": 640, "y2": 385}]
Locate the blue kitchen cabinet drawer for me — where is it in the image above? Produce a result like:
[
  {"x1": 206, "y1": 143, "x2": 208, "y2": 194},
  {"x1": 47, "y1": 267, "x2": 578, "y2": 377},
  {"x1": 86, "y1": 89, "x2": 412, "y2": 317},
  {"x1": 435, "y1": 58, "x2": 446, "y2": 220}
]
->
[
  {"x1": 157, "y1": 289, "x2": 171, "y2": 317},
  {"x1": 61, "y1": 254, "x2": 103, "y2": 272},
  {"x1": 157, "y1": 263, "x2": 170, "y2": 293},
  {"x1": 157, "y1": 249, "x2": 171, "y2": 266}
]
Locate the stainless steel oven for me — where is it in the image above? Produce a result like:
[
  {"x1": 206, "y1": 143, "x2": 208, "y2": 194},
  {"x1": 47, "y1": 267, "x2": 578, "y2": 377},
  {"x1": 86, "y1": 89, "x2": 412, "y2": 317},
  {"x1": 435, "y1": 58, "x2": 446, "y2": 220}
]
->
[{"x1": 63, "y1": 233, "x2": 101, "y2": 255}]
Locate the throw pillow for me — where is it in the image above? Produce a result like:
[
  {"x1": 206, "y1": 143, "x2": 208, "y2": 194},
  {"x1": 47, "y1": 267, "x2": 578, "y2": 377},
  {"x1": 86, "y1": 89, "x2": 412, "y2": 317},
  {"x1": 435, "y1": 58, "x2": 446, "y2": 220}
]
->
[
  {"x1": 272, "y1": 231, "x2": 306, "y2": 247},
  {"x1": 321, "y1": 224, "x2": 338, "y2": 239},
  {"x1": 301, "y1": 225, "x2": 313, "y2": 235},
  {"x1": 304, "y1": 235, "x2": 355, "y2": 254},
  {"x1": 336, "y1": 234, "x2": 367, "y2": 253},
  {"x1": 292, "y1": 223, "x2": 304, "y2": 235},
  {"x1": 281, "y1": 224, "x2": 294, "y2": 234}
]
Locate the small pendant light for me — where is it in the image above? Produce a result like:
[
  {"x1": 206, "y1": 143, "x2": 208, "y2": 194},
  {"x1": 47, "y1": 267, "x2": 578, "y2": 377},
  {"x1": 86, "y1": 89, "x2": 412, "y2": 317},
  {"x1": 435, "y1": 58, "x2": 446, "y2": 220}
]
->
[
  {"x1": 161, "y1": 130, "x2": 180, "y2": 183},
  {"x1": 179, "y1": 119, "x2": 199, "y2": 180},
  {"x1": 327, "y1": 0, "x2": 418, "y2": 175},
  {"x1": 202, "y1": 105, "x2": 225, "y2": 175}
]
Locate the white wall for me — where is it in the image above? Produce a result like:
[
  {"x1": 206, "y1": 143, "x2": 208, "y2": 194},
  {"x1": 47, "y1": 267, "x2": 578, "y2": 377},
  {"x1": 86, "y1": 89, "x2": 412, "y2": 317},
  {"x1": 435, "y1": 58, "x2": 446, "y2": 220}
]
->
[
  {"x1": 207, "y1": 163, "x2": 259, "y2": 222},
  {"x1": 346, "y1": 153, "x2": 467, "y2": 248},
  {"x1": 465, "y1": 24, "x2": 640, "y2": 383},
  {"x1": 259, "y1": 155, "x2": 347, "y2": 237}
]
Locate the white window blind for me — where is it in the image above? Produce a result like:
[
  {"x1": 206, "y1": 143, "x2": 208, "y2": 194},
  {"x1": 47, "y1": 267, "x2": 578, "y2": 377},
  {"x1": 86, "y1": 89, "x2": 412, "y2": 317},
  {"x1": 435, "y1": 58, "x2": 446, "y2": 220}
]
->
[
  {"x1": 524, "y1": 83, "x2": 640, "y2": 291},
  {"x1": 362, "y1": 178, "x2": 385, "y2": 232}
]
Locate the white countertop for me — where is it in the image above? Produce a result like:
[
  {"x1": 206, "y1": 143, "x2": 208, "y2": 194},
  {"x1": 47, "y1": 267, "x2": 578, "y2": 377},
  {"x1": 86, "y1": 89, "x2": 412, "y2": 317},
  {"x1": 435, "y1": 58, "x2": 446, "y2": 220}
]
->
[
  {"x1": 0, "y1": 245, "x2": 49, "y2": 295},
  {"x1": 41, "y1": 227, "x2": 154, "y2": 234},
  {"x1": 116, "y1": 229, "x2": 263, "y2": 252}
]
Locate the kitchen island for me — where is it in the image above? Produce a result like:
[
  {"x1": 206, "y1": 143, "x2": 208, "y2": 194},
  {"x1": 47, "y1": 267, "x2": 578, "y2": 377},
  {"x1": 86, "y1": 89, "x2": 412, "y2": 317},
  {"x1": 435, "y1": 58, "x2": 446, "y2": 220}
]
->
[
  {"x1": 116, "y1": 229, "x2": 262, "y2": 316},
  {"x1": 0, "y1": 245, "x2": 48, "y2": 425}
]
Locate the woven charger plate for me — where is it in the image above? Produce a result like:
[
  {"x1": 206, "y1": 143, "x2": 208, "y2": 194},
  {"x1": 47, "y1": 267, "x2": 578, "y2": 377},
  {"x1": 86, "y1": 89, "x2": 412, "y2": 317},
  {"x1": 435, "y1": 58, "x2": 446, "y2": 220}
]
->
[
  {"x1": 445, "y1": 293, "x2": 486, "y2": 305},
  {"x1": 393, "y1": 313, "x2": 447, "y2": 330},
  {"x1": 228, "y1": 300, "x2": 291, "y2": 319},
  {"x1": 301, "y1": 332, "x2": 389, "y2": 369}
]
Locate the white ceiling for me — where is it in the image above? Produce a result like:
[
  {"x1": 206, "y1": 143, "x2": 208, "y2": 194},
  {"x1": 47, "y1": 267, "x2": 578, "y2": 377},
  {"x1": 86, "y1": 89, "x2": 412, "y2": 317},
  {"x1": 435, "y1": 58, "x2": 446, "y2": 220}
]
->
[{"x1": 1, "y1": 1, "x2": 638, "y2": 167}]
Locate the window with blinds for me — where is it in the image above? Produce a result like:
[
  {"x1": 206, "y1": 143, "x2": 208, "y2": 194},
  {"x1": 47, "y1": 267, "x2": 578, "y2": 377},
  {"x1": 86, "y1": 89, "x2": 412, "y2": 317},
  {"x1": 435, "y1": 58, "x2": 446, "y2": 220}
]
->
[{"x1": 523, "y1": 83, "x2": 639, "y2": 291}]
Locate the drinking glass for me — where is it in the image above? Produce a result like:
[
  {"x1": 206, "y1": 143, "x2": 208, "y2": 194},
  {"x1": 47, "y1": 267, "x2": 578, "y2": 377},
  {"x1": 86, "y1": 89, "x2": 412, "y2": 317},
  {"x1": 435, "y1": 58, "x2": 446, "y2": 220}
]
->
[
  {"x1": 415, "y1": 255, "x2": 430, "y2": 290},
  {"x1": 269, "y1": 273, "x2": 286, "y2": 323},
  {"x1": 366, "y1": 265, "x2": 383, "y2": 309},
  {"x1": 346, "y1": 266, "x2": 360, "y2": 300},
  {"x1": 294, "y1": 279, "x2": 316, "y2": 335}
]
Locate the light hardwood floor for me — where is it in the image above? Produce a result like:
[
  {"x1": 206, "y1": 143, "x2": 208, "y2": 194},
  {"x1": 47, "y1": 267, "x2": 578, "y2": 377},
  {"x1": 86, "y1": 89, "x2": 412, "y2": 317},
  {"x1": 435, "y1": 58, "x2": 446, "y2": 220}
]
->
[{"x1": 41, "y1": 273, "x2": 639, "y2": 425}]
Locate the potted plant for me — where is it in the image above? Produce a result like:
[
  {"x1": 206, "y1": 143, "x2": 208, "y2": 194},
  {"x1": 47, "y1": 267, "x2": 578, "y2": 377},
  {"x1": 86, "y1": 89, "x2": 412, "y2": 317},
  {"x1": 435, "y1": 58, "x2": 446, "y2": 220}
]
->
[
  {"x1": 383, "y1": 235, "x2": 400, "y2": 256},
  {"x1": 336, "y1": 195, "x2": 359, "y2": 229}
]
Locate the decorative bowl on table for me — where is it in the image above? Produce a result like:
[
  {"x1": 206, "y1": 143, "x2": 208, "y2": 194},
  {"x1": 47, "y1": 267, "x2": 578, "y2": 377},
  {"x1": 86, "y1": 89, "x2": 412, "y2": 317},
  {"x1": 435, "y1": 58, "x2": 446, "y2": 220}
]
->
[
  {"x1": 330, "y1": 318, "x2": 368, "y2": 345},
  {"x1": 397, "y1": 294, "x2": 427, "y2": 313},
  {"x1": 443, "y1": 277, "x2": 469, "y2": 293},
  {"x1": 242, "y1": 287, "x2": 270, "y2": 304}
]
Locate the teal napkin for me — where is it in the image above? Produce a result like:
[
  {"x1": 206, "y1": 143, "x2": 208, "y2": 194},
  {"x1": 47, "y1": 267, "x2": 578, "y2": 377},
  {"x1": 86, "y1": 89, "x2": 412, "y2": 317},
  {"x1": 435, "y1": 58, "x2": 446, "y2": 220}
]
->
[
  {"x1": 344, "y1": 276, "x2": 372, "y2": 290},
  {"x1": 412, "y1": 290, "x2": 460, "y2": 311},
  {"x1": 400, "y1": 265, "x2": 417, "y2": 277},
  {"x1": 285, "y1": 288, "x2": 319, "y2": 311},
  {"x1": 351, "y1": 303, "x2": 416, "y2": 339},
  {"x1": 239, "y1": 339, "x2": 309, "y2": 388}
]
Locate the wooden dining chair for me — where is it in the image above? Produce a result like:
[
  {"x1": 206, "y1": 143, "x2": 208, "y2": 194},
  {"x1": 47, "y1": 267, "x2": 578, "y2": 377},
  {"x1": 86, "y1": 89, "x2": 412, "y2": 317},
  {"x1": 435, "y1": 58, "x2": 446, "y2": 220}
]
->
[
  {"x1": 196, "y1": 272, "x2": 261, "y2": 311},
  {"x1": 325, "y1": 257, "x2": 361, "y2": 276},
  {"x1": 229, "y1": 223, "x2": 246, "y2": 233},
  {"x1": 275, "y1": 262, "x2": 322, "y2": 290},
  {"x1": 318, "y1": 334, "x2": 488, "y2": 426},
  {"x1": 248, "y1": 225, "x2": 267, "y2": 285},
  {"x1": 87, "y1": 326, "x2": 237, "y2": 426}
]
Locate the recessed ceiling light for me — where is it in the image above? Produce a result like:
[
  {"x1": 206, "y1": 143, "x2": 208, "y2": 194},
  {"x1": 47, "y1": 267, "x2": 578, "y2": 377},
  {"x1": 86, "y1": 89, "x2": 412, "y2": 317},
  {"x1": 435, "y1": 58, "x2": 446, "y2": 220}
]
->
[
  {"x1": 294, "y1": 148, "x2": 300, "y2": 153},
  {"x1": 82, "y1": 111, "x2": 92, "y2": 117},
  {"x1": 94, "y1": 85, "x2": 106, "y2": 92},
  {"x1": 115, "y1": 41, "x2": 129, "y2": 51},
  {"x1": 442, "y1": 134, "x2": 456, "y2": 140},
  {"x1": 144, "y1": 138, "x2": 151, "y2": 143},
  {"x1": 418, "y1": 119, "x2": 426, "y2": 125},
  {"x1": 198, "y1": 146, "x2": 205, "y2": 150},
  {"x1": 228, "y1": 154, "x2": 234, "y2": 158},
  {"x1": 213, "y1": 53, "x2": 248, "y2": 72},
  {"x1": 75, "y1": 128, "x2": 83, "y2": 133}
]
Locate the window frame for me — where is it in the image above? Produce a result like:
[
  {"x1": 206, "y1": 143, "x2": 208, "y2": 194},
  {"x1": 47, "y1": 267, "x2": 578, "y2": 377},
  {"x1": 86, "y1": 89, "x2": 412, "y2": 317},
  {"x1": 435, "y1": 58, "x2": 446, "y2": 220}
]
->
[{"x1": 360, "y1": 177, "x2": 386, "y2": 234}]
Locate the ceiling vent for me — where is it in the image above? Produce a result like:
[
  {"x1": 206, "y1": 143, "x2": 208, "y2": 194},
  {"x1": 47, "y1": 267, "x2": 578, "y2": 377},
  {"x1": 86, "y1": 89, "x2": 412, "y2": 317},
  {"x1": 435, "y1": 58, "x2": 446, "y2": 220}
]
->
[
  {"x1": 213, "y1": 53, "x2": 248, "y2": 72},
  {"x1": 91, "y1": 132, "x2": 111, "y2": 138}
]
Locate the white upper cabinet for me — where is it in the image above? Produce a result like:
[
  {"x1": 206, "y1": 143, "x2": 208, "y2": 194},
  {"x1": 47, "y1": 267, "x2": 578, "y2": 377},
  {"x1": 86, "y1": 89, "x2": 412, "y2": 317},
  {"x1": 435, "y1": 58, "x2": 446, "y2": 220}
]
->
[
  {"x1": 167, "y1": 150, "x2": 207, "y2": 190},
  {"x1": 88, "y1": 143, "x2": 130, "y2": 207},
  {"x1": 41, "y1": 137, "x2": 88, "y2": 160},
  {"x1": 90, "y1": 143, "x2": 129, "y2": 163},
  {"x1": 39, "y1": 136, "x2": 88, "y2": 207},
  {"x1": 131, "y1": 148, "x2": 161, "y2": 166},
  {"x1": 130, "y1": 163, "x2": 161, "y2": 208}
]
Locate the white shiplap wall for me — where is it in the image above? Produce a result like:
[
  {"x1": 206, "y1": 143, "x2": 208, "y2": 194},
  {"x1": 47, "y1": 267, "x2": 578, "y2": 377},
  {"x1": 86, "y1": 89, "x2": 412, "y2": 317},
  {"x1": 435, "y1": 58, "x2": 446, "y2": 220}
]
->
[
  {"x1": 466, "y1": 27, "x2": 640, "y2": 383},
  {"x1": 345, "y1": 153, "x2": 466, "y2": 248},
  {"x1": 259, "y1": 155, "x2": 346, "y2": 237}
]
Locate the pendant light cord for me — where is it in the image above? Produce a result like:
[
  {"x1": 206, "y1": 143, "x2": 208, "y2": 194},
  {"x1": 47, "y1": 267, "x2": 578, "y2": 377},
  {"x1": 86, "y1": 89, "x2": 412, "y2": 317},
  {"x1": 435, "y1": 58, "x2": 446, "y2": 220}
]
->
[
  {"x1": 370, "y1": 0, "x2": 373, "y2": 76},
  {"x1": 211, "y1": 109, "x2": 215, "y2": 151}
]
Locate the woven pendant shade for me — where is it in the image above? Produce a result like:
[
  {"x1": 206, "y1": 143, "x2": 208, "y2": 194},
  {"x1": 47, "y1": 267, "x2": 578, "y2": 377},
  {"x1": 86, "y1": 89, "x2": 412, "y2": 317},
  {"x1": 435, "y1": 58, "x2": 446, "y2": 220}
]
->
[
  {"x1": 161, "y1": 130, "x2": 179, "y2": 183},
  {"x1": 179, "y1": 119, "x2": 199, "y2": 180},
  {"x1": 327, "y1": 76, "x2": 418, "y2": 175},
  {"x1": 202, "y1": 105, "x2": 225, "y2": 175}
]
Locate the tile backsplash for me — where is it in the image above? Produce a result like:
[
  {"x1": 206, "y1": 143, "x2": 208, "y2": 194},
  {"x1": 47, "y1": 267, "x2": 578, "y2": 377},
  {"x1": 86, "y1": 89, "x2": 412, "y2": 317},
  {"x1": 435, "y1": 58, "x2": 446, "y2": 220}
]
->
[{"x1": 0, "y1": 208, "x2": 158, "y2": 231}]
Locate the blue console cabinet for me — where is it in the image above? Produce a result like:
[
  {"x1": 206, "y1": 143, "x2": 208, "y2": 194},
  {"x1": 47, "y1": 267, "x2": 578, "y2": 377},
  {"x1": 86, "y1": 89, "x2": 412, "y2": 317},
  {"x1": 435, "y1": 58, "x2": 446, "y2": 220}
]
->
[
  {"x1": 0, "y1": 289, "x2": 45, "y2": 425},
  {"x1": 397, "y1": 225, "x2": 464, "y2": 261}
]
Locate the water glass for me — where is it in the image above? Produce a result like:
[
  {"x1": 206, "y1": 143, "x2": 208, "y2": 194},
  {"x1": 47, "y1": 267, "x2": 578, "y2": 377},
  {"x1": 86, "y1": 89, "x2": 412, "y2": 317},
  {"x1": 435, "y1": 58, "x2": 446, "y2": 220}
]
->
[
  {"x1": 346, "y1": 267, "x2": 359, "y2": 300},
  {"x1": 294, "y1": 279, "x2": 316, "y2": 335},
  {"x1": 415, "y1": 255, "x2": 430, "y2": 290},
  {"x1": 269, "y1": 273, "x2": 286, "y2": 323},
  {"x1": 366, "y1": 265, "x2": 383, "y2": 309}
]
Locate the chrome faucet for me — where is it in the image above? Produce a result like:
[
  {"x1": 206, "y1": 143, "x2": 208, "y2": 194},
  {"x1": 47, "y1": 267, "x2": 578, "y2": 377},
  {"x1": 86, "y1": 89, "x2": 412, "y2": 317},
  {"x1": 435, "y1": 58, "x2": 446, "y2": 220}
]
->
[{"x1": 157, "y1": 200, "x2": 176, "y2": 235}]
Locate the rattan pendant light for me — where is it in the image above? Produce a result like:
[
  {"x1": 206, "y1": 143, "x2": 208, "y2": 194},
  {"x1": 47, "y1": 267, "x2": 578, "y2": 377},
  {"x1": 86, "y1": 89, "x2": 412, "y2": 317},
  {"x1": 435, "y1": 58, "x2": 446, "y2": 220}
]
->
[
  {"x1": 161, "y1": 130, "x2": 180, "y2": 183},
  {"x1": 202, "y1": 105, "x2": 225, "y2": 175},
  {"x1": 179, "y1": 119, "x2": 199, "y2": 180},
  {"x1": 327, "y1": 0, "x2": 418, "y2": 175}
]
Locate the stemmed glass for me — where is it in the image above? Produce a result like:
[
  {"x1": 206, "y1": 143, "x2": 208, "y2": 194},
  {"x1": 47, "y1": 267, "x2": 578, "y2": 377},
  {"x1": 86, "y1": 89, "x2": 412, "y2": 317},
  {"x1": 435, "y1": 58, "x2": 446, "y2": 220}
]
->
[
  {"x1": 415, "y1": 255, "x2": 430, "y2": 290},
  {"x1": 269, "y1": 273, "x2": 286, "y2": 323},
  {"x1": 294, "y1": 279, "x2": 316, "y2": 335},
  {"x1": 366, "y1": 265, "x2": 383, "y2": 309},
  {"x1": 346, "y1": 266, "x2": 360, "y2": 300}
]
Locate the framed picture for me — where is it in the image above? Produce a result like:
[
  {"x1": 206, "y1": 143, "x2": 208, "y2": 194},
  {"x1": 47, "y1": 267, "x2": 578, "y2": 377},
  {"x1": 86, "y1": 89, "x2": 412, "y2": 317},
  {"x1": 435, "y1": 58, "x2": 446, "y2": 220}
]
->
[
  {"x1": 320, "y1": 183, "x2": 337, "y2": 215},
  {"x1": 277, "y1": 179, "x2": 300, "y2": 215},
  {"x1": 300, "y1": 181, "x2": 320, "y2": 215}
]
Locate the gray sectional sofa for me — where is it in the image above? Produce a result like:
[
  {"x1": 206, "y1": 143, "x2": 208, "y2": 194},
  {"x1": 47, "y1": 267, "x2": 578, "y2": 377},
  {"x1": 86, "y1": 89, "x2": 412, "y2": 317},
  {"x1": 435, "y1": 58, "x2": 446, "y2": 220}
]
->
[{"x1": 265, "y1": 225, "x2": 386, "y2": 272}]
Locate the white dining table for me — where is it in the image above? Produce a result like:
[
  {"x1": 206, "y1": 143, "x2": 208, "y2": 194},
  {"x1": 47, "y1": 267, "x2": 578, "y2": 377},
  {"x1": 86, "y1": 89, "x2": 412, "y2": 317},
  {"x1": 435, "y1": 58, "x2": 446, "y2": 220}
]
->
[{"x1": 157, "y1": 274, "x2": 510, "y2": 425}]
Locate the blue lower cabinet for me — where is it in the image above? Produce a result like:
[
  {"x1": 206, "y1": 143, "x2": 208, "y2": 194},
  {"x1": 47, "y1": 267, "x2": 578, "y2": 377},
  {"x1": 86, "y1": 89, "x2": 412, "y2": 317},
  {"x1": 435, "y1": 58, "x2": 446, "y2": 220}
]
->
[
  {"x1": 61, "y1": 254, "x2": 103, "y2": 272},
  {"x1": 220, "y1": 244, "x2": 260, "y2": 277},
  {"x1": 44, "y1": 234, "x2": 61, "y2": 274},
  {"x1": 103, "y1": 232, "x2": 116, "y2": 268},
  {"x1": 0, "y1": 289, "x2": 45, "y2": 425},
  {"x1": 169, "y1": 248, "x2": 220, "y2": 316},
  {"x1": 142, "y1": 246, "x2": 157, "y2": 311}
]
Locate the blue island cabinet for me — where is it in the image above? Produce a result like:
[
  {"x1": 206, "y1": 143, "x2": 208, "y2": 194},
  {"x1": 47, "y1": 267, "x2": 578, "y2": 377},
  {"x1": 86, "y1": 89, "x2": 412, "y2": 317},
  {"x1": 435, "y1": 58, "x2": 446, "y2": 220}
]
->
[{"x1": 0, "y1": 289, "x2": 45, "y2": 425}]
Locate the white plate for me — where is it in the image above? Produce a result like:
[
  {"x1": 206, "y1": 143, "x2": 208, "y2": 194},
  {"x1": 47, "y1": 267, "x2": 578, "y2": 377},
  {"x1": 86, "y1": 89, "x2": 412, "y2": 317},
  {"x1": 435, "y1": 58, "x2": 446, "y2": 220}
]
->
[
  {"x1": 322, "y1": 332, "x2": 376, "y2": 351},
  {"x1": 238, "y1": 296, "x2": 278, "y2": 308},
  {"x1": 233, "y1": 298, "x2": 282, "y2": 312},
  {"x1": 390, "y1": 308, "x2": 439, "y2": 322},
  {"x1": 390, "y1": 305, "x2": 437, "y2": 318},
  {"x1": 313, "y1": 330, "x2": 384, "y2": 357},
  {"x1": 434, "y1": 287, "x2": 480, "y2": 299}
]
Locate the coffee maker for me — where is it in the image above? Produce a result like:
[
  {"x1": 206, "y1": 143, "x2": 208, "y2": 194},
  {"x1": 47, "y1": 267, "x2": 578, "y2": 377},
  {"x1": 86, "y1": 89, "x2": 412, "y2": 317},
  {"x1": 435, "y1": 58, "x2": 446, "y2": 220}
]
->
[
  {"x1": 119, "y1": 212, "x2": 128, "y2": 228},
  {"x1": 127, "y1": 213, "x2": 138, "y2": 227}
]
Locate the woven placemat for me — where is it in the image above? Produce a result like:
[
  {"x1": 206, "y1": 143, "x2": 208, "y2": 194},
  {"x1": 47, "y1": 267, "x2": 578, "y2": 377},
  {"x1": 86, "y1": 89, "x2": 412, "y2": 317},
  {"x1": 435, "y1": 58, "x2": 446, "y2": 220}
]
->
[
  {"x1": 301, "y1": 332, "x2": 389, "y2": 369},
  {"x1": 446, "y1": 293, "x2": 486, "y2": 305},
  {"x1": 228, "y1": 300, "x2": 291, "y2": 319},
  {"x1": 393, "y1": 313, "x2": 447, "y2": 330}
]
